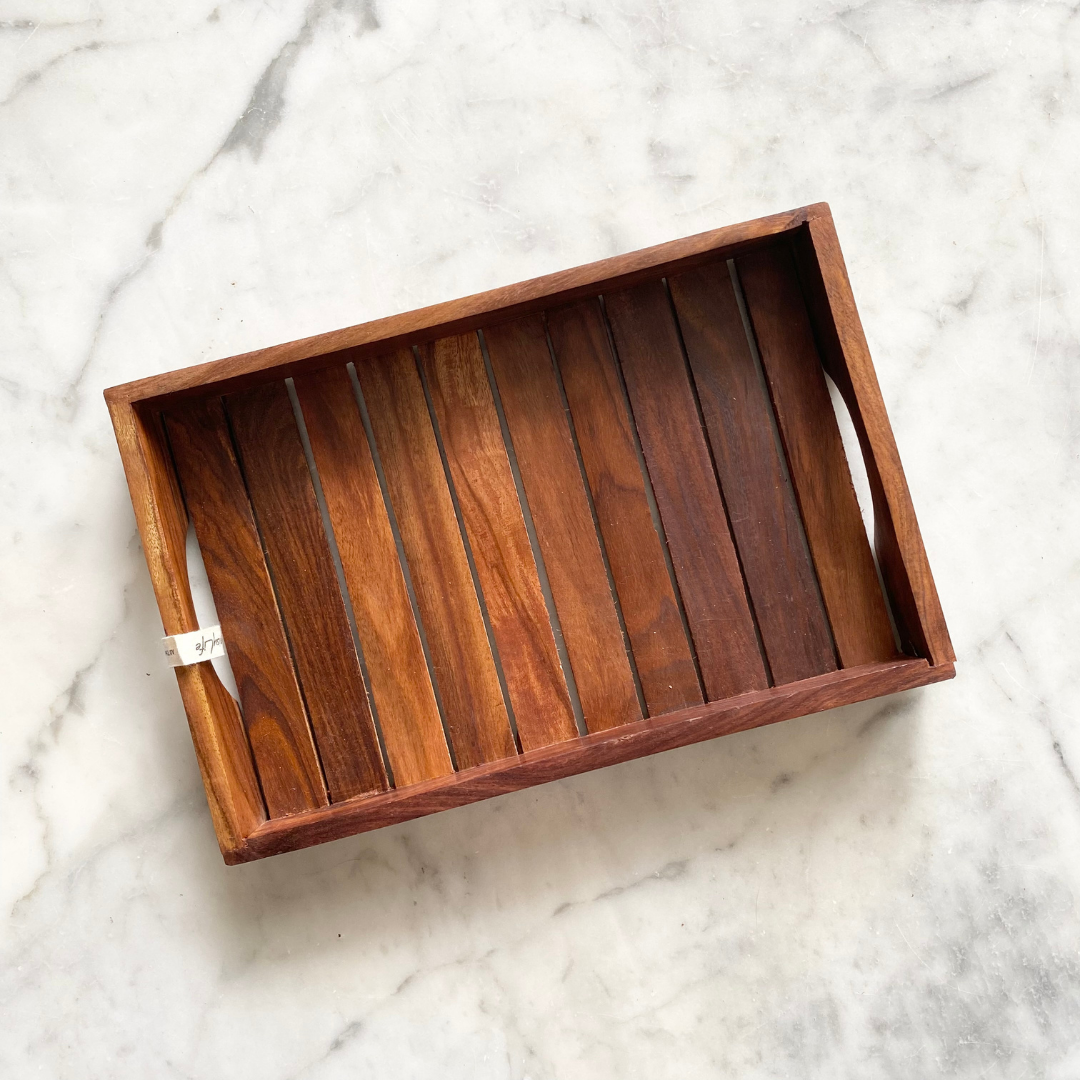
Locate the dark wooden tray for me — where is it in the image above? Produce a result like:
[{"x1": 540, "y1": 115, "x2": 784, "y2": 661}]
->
[{"x1": 106, "y1": 203, "x2": 953, "y2": 864}]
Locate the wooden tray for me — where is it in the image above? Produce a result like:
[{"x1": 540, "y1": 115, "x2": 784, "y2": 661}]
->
[{"x1": 106, "y1": 203, "x2": 954, "y2": 864}]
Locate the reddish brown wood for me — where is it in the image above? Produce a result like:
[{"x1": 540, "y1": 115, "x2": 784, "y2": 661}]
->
[
  {"x1": 548, "y1": 299, "x2": 702, "y2": 715},
  {"x1": 736, "y1": 243, "x2": 897, "y2": 668},
  {"x1": 109, "y1": 402, "x2": 265, "y2": 854},
  {"x1": 163, "y1": 398, "x2": 328, "y2": 816},
  {"x1": 107, "y1": 203, "x2": 954, "y2": 864},
  {"x1": 355, "y1": 348, "x2": 517, "y2": 769},
  {"x1": 793, "y1": 212, "x2": 954, "y2": 666},
  {"x1": 224, "y1": 381, "x2": 388, "y2": 802},
  {"x1": 292, "y1": 365, "x2": 453, "y2": 787},
  {"x1": 668, "y1": 262, "x2": 837, "y2": 685},
  {"x1": 484, "y1": 315, "x2": 641, "y2": 732},
  {"x1": 604, "y1": 281, "x2": 769, "y2": 700},
  {"x1": 235, "y1": 656, "x2": 952, "y2": 862},
  {"x1": 419, "y1": 333, "x2": 577, "y2": 751}
]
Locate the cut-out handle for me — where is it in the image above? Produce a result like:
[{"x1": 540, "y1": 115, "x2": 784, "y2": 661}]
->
[
  {"x1": 824, "y1": 369, "x2": 903, "y2": 653},
  {"x1": 824, "y1": 370, "x2": 874, "y2": 547},
  {"x1": 185, "y1": 521, "x2": 240, "y2": 702}
]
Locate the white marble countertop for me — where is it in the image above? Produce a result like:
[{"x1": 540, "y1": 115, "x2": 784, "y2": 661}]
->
[{"x1": 3, "y1": 2, "x2": 1078, "y2": 1076}]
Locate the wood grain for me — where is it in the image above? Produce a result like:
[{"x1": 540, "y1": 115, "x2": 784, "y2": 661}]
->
[
  {"x1": 224, "y1": 381, "x2": 388, "y2": 802},
  {"x1": 235, "y1": 656, "x2": 952, "y2": 862},
  {"x1": 668, "y1": 262, "x2": 837, "y2": 685},
  {"x1": 292, "y1": 365, "x2": 453, "y2": 787},
  {"x1": 604, "y1": 281, "x2": 769, "y2": 700},
  {"x1": 109, "y1": 401, "x2": 265, "y2": 853},
  {"x1": 736, "y1": 242, "x2": 897, "y2": 668},
  {"x1": 419, "y1": 333, "x2": 577, "y2": 751},
  {"x1": 484, "y1": 315, "x2": 641, "y2": 733},
  {"x1": 548, "y1": 299, "x2": 702, "y2": 715},
  {"x1": 794, "y1": 212, "x2": 954, "y2": 666},
  {"x1": 355, "y1": 348, "x2": 516, "y2": 769},
  {"x1": 108, "y1": 202, "x2": 954, "y2": 863},
  {"x1": 163, "y1": 397, "x2": 328, "y2": 816}
]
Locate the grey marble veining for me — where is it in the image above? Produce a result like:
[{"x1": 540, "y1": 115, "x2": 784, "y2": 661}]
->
[{"x1": 2, "y1": 1, "x2": 1079, "y2": 1076}]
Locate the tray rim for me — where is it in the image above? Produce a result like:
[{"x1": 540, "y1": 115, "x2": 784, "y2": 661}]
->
[
  {"x1": 104, "y1": 203, "x2": 809, "y2": 408},
  {"x1": 105, "y1": 202, "x2": 955, "y2": 864},
  {"x1": 240, "y1": 658, "x2": 953, "y2": 864}
]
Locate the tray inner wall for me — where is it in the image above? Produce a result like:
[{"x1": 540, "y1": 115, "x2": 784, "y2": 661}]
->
[{"x1": 160, "y1": 240, "x2": 900, "y2": 821}]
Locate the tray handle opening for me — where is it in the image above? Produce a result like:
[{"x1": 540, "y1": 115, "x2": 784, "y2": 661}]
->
[
  {"x1": 183, "y1": 519, "x2": 241, "y2": 702},
  {"x1": 793, "y1": 213, "x2": 954, "y2": 667}
]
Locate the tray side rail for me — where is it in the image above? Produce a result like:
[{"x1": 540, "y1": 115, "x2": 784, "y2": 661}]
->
[
  {"x1": 793, "y1": 209, "x2": 953, "y2": 667},
  {"x1": 108, "y1": 399, "x2": 266, "y2": 858}
]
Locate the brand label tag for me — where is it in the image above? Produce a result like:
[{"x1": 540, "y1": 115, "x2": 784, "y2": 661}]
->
[{"x1": 163, "y1": 626, "x2": 226, "y2": 667}]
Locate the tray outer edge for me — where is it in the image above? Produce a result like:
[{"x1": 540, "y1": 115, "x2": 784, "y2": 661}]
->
[{"x1": 105, "y1": 202, "x2": 955, "y2": 863}]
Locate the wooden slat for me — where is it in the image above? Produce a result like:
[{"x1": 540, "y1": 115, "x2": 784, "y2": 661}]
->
[
  {"x1": 224, "y1": 382, "x2": 388, "y2": 802},
  {"x1": 419, "y1": 334, "x2": 577, "y2": 751},
  {"x1": 668, "y1": 263, "x2": 837, "y2": 685},
  {"x1": 355, "y1": 349, "x2": 516, "y2": 769},
  {"x1": 484, "y1": 315, "x2": 640, "y2": 732},
  {"x1": 736, "y1": 242, "x2": 897, "y2": 667},
  {"x1": 292, "y1": 366, "x2": 453, "y2": 787},
  {"x1": 604, "y1": 281, "x2": 768, "y2": 700},
  {"x1": 547, "y1": 299, "x2": 702, "y2": 715},
  {"x1": 163, "y1": 398, "x2": 328, "y2": 816}
]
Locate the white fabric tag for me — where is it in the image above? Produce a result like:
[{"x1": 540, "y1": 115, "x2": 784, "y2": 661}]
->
[{"x1": 163, "y1": 626, "x2": 227, "y2": 667}]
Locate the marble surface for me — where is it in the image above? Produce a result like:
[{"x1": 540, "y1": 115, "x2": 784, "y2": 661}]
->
[{"x1": 3, "y1": 1, "x2": 1079, "y2": 1075}]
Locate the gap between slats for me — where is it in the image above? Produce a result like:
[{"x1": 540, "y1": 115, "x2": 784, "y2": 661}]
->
[
  {"x1": 541, "y1": 319, "x2": 649, "y2": 722},
  {"x1": 602, "y1": 278, "x2": 770, "y2": 700},
  {"x1": 595, "y1": 294, "x2": 708, "y2": 706},
  {"x1": 658, "y1": 277, "x2": 775, "y2": 689},
  {"x1": 483, "y1": 316, "x2": 642, "y2": 732},
  {"x1": 476, "y1": 329, "x2": 589, "y2": 739},
  {"x1": 224, "y1": 384, "x2": 389, "y2": 802},
  {"x1": 663, "y1": 256, "x2": 839, "y2": 685},
  {"x1": 285, "y1": 377, "x2": 397, "y2": 789},
  {"x1": 413, "y1": 344, "x2": 525, "y2": 755},
  {"x1": 187, "y1": 366, "x2": 468, "y2": 799},
  {"x1": 352, "y1": 349, "x2": 517, "y2": 768},
  {"x1": 219, "y1": 399, "x2": 335, "y2": 803},
  {"x1": 726, "y1": 259, "x2": 841, "y2": 673},
  {"x1": 345, "y1": 361, "x2": 462, "y2": 774},
  {"x1": 164, "y1": 397, "x2": 329, "y2": 815},
  {"x1": 292, "y1": 363, "x2": 452, "y2": 786},
  {"x1": 548, "y1": 299, "x2": 703, "y2": 714},
  {"x1": 735, "y1": 241, "x2": 897, "y2": 668}
]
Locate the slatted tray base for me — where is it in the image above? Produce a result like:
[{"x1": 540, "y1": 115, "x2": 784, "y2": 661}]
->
[{"x1": 106, "y1": 204, "x2": 953, "y2": 863}]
